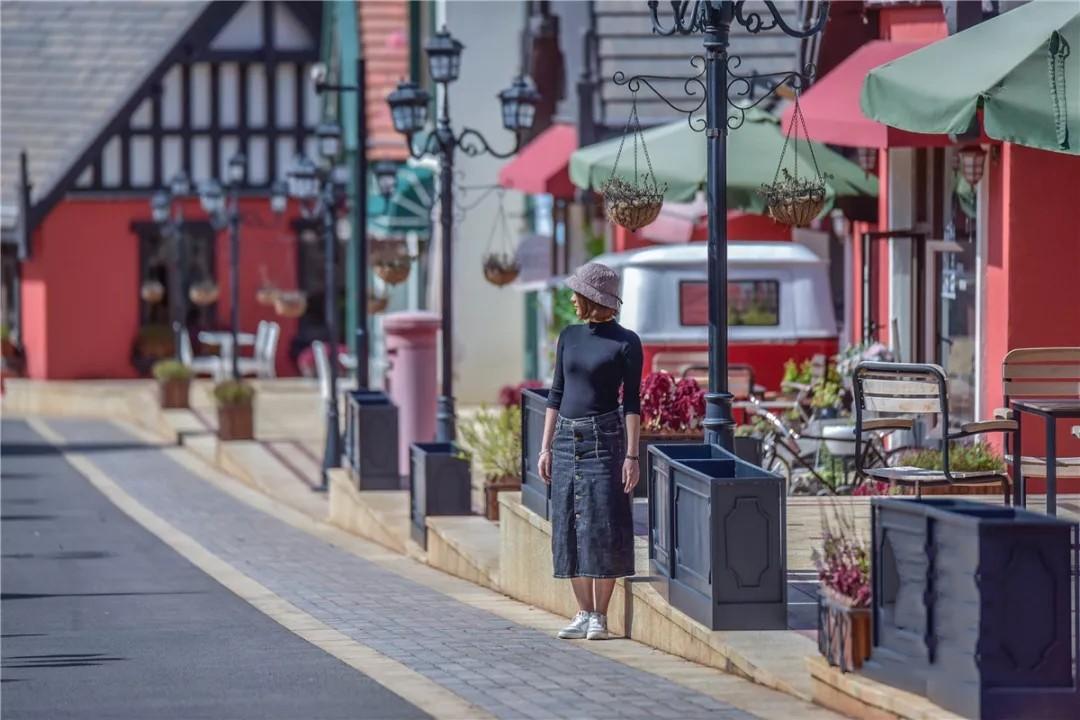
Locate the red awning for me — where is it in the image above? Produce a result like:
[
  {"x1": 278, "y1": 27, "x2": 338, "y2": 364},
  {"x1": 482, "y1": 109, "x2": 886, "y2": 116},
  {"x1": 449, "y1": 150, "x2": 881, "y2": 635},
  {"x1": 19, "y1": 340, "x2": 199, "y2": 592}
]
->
[
  {"x1": 497, "y1": 123, "x2": 577, "y2": 199},
  {"x1": 783, "y1": 40, "x2": 951, "y2": 148}
]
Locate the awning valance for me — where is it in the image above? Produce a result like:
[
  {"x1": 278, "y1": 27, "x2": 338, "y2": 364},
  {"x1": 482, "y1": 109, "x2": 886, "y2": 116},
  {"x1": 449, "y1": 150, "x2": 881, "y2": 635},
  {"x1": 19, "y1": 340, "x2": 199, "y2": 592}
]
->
[
  {"x1": 782, "y1": 40, "x2": 950, "y2": 148},
  {"x1": 861, "y1": 2, "x2": 1080, "y2": 156},
  {"x1": 368, "y1": 165, "x2": 434, "y2": 239},
  {"x1": 497, "y1": 123, "x2": 577, "y2": 199}
]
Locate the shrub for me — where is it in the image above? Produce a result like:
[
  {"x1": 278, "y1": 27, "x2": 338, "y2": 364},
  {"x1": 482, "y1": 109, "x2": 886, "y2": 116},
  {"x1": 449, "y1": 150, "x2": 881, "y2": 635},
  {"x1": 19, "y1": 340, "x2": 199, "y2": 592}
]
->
[
  {"x1": 497, "y1": 380, "x2": 545, "y2": 409},
  {"x1": 898, "y1": 442, "x2": 1005, "y2": 473},
  {"x1": 458, "y1": 404, "x2": 522, "y2": 483},
  {"x1": 152, "y1": 359, "x2": 193, "y2": 382},
  {"x1": 213, "y1": 380, "x2": 255, "y2": 407},
  {"x1": 640, "y1": 371, "x2": 705, "y2": 433}
]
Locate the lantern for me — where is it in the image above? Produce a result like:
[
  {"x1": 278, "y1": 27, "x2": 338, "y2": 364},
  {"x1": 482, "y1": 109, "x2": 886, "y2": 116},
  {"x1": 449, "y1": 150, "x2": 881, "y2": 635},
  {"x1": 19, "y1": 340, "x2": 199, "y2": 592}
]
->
[
  {"x1": 151, "y1": 191, "x2": 171, "y2": 224},
  {"x1": 270, "y1": 180, "x2": 288, "y2": 214},
  {"x1": 424, "y1": 28, "x2": 464, "y2": 84},
  {"x1": 386, "y1": 81, "x2": 430, "y2": 136},
  {"x1": 286, "y1": 155, "x2": 320, "y2": 200},
  {"x1": 957, "y1": 145, "x2": 987, "y2": 185},
  {"x1": 497, "y1": 76, "x2": 541, "y2": 132},
  {"x1": 198, "y1": 179, "x2": 224, "y2": 216},
  {"x1": 227, "y1": 152, "x2": 247, "y2": 185},
  {"x1": 169, "y1": 171, "x2": 191, "y2": 197},
  {"x1": 373, "y1": 160, "x2": 400, "y2": 199},
  {"x1": 316, "y1": 122, "x2": 342, "y2": 159}
]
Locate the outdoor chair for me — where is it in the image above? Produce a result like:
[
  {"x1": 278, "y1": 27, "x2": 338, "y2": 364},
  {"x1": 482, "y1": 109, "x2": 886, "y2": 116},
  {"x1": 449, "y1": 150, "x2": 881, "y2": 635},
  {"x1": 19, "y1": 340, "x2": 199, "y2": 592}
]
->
[
  {"x1": 853, "y1": 362, "x2": 1015, "y2": 501},
  {"x1": 996, "y1": 346, "x2": 1080, "y2": 489},
  {"x1": 236, "y1": 321, "x2": 280, "y2": 378},
  {"x1": 311, "y1": 341, "x2": 356, "y2": 405},
  {"x1": 179, "y1": 329, "x2": 223, "y2": 380}
]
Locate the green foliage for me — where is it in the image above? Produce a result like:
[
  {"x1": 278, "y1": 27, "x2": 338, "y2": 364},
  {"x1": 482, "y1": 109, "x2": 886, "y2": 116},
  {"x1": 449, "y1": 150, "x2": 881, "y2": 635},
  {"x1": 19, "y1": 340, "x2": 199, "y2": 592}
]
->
[
  {"x1": 458, "y1": 404, "x2": 522, "y2": 483},
  {"x1": 152, "y1": 359, "x2": 193, "y2": 382},
  {"x1": 213, "y1": 380, "x2": 255, "y2": 407},
  {"x1": 581, "y1": 214, "x2": 606, "y2": 259},
  {"x1": 899, "y1": 442, "x2": 1005, "y2": 473},
  {"x1": 550, "y1": 287, "x2": 578, "y2": 334},
  {"x1": 0, "y1": 324, "x2": 9, "y2": 342},
  {"x1": 810, "y1": 380, "x2": 843, "y2": 410},
  {"x1": 783, "y1": 358, "x2": 813, "y2": 385}
]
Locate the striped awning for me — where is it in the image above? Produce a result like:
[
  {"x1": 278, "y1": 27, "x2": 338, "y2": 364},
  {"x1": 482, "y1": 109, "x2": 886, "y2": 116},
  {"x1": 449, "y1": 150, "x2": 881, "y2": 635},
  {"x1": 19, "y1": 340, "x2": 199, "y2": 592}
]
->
[{"x1": 367, "y1": 164, "x2": 435, "y2": 239}]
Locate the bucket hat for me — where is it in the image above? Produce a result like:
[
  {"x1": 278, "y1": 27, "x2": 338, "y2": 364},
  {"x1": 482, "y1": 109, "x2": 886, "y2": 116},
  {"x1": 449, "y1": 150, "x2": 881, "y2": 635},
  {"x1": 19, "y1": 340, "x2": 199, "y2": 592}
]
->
[{"x1": 566, "y1": 262, "x2": 621, "y2": 310}]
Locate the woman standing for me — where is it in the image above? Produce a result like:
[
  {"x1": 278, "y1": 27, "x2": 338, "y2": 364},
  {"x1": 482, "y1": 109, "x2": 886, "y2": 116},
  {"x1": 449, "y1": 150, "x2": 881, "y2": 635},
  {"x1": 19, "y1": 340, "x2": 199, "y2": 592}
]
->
[{"x1": 537, "y1": 262, "x2": 643, "y2": 641}]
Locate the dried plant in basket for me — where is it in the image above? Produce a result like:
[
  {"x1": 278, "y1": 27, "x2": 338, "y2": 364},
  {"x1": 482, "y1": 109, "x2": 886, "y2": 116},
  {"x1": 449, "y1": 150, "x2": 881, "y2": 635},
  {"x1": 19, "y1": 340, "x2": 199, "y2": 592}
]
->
[
  {"x1": 371, "y1": 239, "x2": 411, "y2": 285},
  {"x1": 188, "y1": 280, "x2": 219, "y2": 306},
  {"x1": 273, "y1": 290, "x2": 307, "y2": 319},
  {"x1": 601, "y1": 176, "x2": 664, "y2": 232},
  {"x1": 758, "y1": 92, "x2": 830, "y2": 228},
  {"x1": 600, "y1": 95, "x2": 666, "y2": 232},
  {"x1": 482, "y1": 252, "x2": 520, "y2": 287},
  {"x1": 140, "y1": 280, "x2": 165, "y2": 304}
]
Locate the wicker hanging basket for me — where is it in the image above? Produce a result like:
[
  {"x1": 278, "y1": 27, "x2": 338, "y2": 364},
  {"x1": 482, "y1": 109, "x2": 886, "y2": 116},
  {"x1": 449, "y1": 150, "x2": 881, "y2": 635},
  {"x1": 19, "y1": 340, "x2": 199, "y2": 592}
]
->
[
  {"x1": 600, "y1": 94, "x2": 666, "y2": 232},
  {"x1": 481, "y1": 191, "x2": 522, "y2": 287},
  {"x1": 273, "y1": 290, "x2": 307, "y2": 319},
  {"x1": 189, "y1": 280, "x2": 219, "y2": 307},
  {"x1": 140, "y1": 280, "x2": 165, "y2": 304},
  {"x1": 371, "y1": 239, "x2": 411, "y2": 285},
  {"x1": 759, "y1": 92, "x2": 830, "y2": 228}
]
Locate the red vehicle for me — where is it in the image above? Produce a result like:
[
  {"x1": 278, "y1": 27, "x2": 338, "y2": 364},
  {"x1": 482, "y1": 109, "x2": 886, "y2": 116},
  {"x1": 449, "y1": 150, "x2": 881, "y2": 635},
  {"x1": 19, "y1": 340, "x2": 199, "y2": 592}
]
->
[{"x1": 595, "y1": 241, "x2": 839, "y2": 391}]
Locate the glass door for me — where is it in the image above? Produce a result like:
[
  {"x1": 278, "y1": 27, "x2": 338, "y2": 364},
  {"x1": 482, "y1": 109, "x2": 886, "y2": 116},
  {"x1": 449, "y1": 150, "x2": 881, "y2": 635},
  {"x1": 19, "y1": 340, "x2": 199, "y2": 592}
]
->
[{"x1": 936, "y1": 179, "x2": 979, "y2": 424}]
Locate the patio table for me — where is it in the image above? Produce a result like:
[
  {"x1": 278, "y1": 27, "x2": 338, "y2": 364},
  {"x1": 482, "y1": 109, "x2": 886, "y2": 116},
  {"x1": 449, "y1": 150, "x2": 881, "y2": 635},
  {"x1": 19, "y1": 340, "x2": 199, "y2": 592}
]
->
[
  {"x1": 1011, "y1": 399, "x2": 1080, "y2": 515},
  {"x1": 198, "y1": 330, "x2": 256, "y2": 375}
]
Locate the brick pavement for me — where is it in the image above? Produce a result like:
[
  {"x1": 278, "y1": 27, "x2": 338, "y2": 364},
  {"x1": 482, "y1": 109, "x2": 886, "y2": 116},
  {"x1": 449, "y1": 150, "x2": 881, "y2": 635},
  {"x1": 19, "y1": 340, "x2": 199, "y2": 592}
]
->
[{"x1": 43, "y1": 418, "x2": 760, "y2": 720}]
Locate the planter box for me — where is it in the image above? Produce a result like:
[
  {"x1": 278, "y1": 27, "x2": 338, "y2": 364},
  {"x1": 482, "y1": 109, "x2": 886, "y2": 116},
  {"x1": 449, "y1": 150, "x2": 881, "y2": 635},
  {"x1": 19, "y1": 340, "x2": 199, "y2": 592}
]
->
[
  {"x1": 158, "y1": 378, "x2": 190, "y2": 409},
  {"x1": 818, "y1": 591, "x2": 871, "y2": 672},
  {"x1": 345, "y1": 390, "x2": 400, "y2": 490},
  {"x1": 218, "y1": 403, "x2": 253, "y2": 441},
  {"x1": 409, "y1": 442, "x2": 472, "y2": 549},
  {"x1": 867, "y1": 498, "x2": 1079, "y2": 719},
  {"x1": 520, "y1": 387, "x2": 551, "y2": 519},
  {"x1": 484, "y1": 477, "x2": 521, "y2": 521},
  {"x1": 637, "y1": 431, "x2": 700, "y2": 498},
  {"x1": 647, "y1": 442, "x2": 787, "y2": 630}
]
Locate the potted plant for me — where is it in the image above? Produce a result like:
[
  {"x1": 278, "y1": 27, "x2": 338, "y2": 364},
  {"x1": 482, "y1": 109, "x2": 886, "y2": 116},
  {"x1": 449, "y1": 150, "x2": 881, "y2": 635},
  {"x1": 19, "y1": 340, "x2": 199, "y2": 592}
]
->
[
  {"x1": 458, "y1": 404, "x2": 522, "y2": 521},
  {"x1": 152, "y1": 359, "x2": 193, "y2": 409},
  {"x1": 813, "y1": 505, "x2": 871, "y2": 672},
  {"x1": 214, "y1": 380, "x2": 255, "y2": 441},
  {"x1": 637, "y1": 371, "x2": 706, "y2": 497}
]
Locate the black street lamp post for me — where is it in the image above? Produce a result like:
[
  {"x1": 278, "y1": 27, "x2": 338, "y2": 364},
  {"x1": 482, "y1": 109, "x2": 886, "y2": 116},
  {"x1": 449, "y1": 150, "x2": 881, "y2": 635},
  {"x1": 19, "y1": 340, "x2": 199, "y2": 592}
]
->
[
  {"x1": 641, "y1": 0, "x2": 831, "y2": 450},
  {"x1": 151, "y1": 172, "x2": 193, "y2": 363},
  {"x1": 287, "y1": 140, "x2": 351, "y2": 490},
  {"x1": 387, "y1": 27, "x2": 540, "y2": 443}
]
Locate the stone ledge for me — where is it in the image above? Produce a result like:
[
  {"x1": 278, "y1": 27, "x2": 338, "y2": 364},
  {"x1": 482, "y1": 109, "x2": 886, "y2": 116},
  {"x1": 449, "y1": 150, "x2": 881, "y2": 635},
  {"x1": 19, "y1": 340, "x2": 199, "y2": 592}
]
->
[
  {"x1": 807, "y1": 656, "x2": 964, "y2": 720},
  {"x1": 328, "y1": 472, "x2": 411, "y2": 555},
  {"x1": 425, "y1": 516, "x2": 500, "y2": 590}
]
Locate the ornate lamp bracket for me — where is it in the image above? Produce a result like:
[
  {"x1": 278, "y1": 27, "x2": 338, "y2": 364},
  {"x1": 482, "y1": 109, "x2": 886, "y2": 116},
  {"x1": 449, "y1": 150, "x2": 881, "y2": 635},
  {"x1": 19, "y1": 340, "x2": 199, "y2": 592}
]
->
[{"x1": 612, "y1": 56, "x2": 709, "y2": 132}]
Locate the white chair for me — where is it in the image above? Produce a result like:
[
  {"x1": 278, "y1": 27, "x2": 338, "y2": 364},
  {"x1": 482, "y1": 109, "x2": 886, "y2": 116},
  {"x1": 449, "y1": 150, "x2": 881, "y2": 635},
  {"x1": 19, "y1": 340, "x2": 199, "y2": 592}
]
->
[
  {"x1": 312, "y1": 340, "x2": 356, "y2": 405},
  {"x1": 180, "y1": 329, "x2": 223, "y2": 380},
  {"x1": 237, "y1": 321, "x2": 280, "y2": 378}
]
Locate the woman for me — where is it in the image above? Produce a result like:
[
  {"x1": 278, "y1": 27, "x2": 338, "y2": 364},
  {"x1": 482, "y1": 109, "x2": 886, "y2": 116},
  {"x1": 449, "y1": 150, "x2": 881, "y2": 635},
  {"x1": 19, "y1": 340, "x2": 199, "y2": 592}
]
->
[{"x1": 537, "y1": 262, "x2": 643, "y2": 641}]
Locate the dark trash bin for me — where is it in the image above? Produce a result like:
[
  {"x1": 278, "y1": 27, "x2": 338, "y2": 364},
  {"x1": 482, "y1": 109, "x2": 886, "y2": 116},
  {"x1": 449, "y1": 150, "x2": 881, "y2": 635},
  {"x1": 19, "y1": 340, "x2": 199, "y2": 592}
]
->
[
  {"x1": 346, "y1": 390, "x2": 400, "y2": 490},
  {"x1": 409, "y1": 442, "x2": 472, "y2": 549},
  {"x1": 520, "y1": 387, "x2": 551, "y2": 519}
]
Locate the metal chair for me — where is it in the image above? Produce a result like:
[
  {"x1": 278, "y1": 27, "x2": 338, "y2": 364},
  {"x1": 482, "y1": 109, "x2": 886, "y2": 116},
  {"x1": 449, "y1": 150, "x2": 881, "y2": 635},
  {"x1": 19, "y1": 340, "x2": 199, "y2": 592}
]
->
[
  {"x1": 236, "y1": 321, "x2": 280, "y2": 378},
  {"x1": 853, "y1": 362, "x2": 1015, "y2": 501},
  {"x1": 997, "y1": 347, "x2": 1080, "y2": 500},
  {"x1": 179, "y1": 329, "x2": 223, "y2": 380}
]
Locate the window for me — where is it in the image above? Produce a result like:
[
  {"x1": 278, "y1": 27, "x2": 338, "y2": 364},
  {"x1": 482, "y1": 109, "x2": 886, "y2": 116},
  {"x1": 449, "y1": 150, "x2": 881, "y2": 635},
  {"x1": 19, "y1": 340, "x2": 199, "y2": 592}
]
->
[{"x1": 679, "y1": 280, "x2": 780, "y2": 327}]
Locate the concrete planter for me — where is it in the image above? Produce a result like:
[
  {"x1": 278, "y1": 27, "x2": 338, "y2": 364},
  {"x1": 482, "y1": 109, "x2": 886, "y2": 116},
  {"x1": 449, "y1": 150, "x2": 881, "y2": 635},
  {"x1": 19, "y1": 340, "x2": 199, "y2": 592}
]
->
[
  {"x1": 818, "y1": 590, "x2": 871, "y2": 672},
  {"x1": 217, "y1": 403, "x2": 253, "y2": 441},
  {"x1": 158, "y1": 378, "x2": 190, "y2": 409},
  {"x1": 345, "y1": 390, "x2": 400, "y2": 490},
  {"x1": 520, "y1": 387, "x2": 551, "y2": 519},
  {"x1": 867, "y1": 498, "x2": 1079, "y2": 719},
  {"x1": 647, "y1": 442, "x2": 787, "y2": 630},
  {"x1": 409, "y1": 442, "x2": 472, "y2": 549}
]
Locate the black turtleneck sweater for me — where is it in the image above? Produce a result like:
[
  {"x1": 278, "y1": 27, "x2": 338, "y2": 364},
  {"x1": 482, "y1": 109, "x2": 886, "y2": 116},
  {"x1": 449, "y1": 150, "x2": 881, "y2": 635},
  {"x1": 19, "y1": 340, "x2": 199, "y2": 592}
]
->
[{"x1": 546, "y1": 321, "x2": 643, "y2": 419}]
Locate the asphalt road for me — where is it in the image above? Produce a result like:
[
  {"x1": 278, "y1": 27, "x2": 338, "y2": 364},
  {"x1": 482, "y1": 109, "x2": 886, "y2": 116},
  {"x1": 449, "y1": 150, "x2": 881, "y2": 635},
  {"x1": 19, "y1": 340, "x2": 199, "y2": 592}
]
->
[{"x1": 0, "y1": 419, "x2": 428, "y2": 720}]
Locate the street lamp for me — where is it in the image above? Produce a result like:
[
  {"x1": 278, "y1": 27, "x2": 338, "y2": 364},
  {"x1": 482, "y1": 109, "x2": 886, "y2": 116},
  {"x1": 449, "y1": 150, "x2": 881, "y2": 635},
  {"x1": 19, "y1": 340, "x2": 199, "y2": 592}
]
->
[
  {"x1": 287, "y1": 152, "x2": 349, "y2": 490},
  {"x1": 641, "y1": 0, "x2": 831, "y2": 449},
  {"x1": 386, "y1": 27, "x2": 540, "y2": 443},
  {"x1": 373, "y1": 160, "x2": 401, "y2": 199},
  {"x1": 150, "y1": 172, "x2": 194, "y2": 362}
]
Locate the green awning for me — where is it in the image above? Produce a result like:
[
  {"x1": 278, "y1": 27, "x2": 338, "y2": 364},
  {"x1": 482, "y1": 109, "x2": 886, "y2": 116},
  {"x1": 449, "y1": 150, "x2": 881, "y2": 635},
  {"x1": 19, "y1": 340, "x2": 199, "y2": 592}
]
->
[
  {"x1": 569, "y1": 108, "x2": 877, "y2": 213},
  {"x1": 368, "y1": 165, "x2": 435, "y2": 239},
  {"x1": 861, "y1": 2, "x2": 1079, "y2": 155}
]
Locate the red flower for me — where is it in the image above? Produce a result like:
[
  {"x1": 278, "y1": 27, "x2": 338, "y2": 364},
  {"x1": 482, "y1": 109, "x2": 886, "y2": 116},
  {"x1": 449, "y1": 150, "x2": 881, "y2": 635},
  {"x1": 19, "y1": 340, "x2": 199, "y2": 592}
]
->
[{"x1": 498, "y1": 380, "x2": 545, "y2": 408}]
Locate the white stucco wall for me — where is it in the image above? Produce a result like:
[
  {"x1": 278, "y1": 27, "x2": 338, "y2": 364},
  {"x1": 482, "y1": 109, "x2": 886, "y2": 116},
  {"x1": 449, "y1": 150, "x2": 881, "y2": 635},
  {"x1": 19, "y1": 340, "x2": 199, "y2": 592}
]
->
[{"x1": 439, "y1": 0, "x2": 527, "y2": 403}]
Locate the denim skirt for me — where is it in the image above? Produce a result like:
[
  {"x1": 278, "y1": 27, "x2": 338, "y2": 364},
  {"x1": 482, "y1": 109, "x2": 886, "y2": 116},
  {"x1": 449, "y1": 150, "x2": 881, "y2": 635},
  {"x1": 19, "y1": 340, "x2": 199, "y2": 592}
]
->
[{"x1": 550, "y1": 409, "x2": 635, "y2": 579}]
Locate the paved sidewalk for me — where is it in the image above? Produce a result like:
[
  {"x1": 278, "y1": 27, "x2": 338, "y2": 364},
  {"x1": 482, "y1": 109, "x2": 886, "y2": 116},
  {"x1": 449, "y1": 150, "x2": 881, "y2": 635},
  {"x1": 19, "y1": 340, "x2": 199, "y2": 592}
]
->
[{"x1": 36, "y1": 418, "x2": 837, "y2": 720}]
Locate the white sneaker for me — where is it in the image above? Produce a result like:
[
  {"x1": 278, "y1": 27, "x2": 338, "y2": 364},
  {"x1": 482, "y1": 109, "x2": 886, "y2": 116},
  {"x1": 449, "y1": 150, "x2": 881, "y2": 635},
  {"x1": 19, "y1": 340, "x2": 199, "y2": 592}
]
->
[
  {"x1": 586, "y1": 612, "x2": 610, "y2": 640},
  {"x1": 557, "y1": 611, "x2": 591, "y2": 639}
]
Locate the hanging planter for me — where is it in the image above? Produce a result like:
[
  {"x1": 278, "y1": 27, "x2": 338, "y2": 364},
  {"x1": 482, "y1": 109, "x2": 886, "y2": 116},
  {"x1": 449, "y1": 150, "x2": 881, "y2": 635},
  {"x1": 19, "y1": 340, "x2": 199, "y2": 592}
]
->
[
  {"x1": 759, "y1": 92, "x2": 829, "y2": 228},
  {"x1": 255, "y1": 265, "x2": 277, "y2": 306},
  {"x1": 273, "y1": 290, "x2": 307, "y2": 319},
  {"x1": 140, "y1": 280, "x2": 165, "y2": 304},
  {"x1": 481, "y1": 191, "x2": 521, "y2": 287},
  {"x1": 600, "y1": 94, "x2": 665, "y2": 232},
  {"x1": 189, "y1": 280, "x2": 219, "y2": 307},
  {"x1": 371, "y1": 239, "x2": 411, "y2": 285}
]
